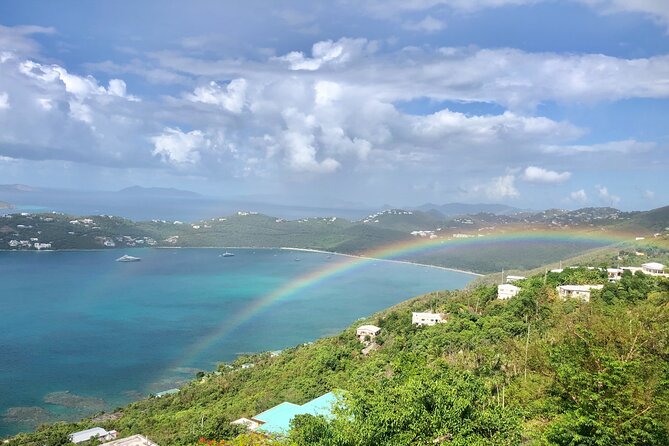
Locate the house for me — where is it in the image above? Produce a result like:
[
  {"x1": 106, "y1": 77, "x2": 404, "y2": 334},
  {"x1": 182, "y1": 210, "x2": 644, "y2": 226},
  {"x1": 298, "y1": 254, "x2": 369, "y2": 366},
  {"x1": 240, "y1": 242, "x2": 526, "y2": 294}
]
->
[
  {"x1": 154, "y1": 388, "x2": 179, "y2": 398},
  {"x1": 100, "y1": 434, "x2": 159, "y2": 446},
  {"x1": 412, "y1": 312, "x2": 447, "y2": 326},
  {"x1": 556, "y1": 284, "x2": 604, "y2": 302},
  {"x1": 606, "y1": 268, "x2": 623, "y2": 281},
  {"x1": 506, "y1": 275, "x2": 526, "y2": 283},
  {"x1": 34, "y1": 243, "x2": 52, "y2": 250},
  {"x1": 231, "y1": 417, "x2": 264, "y2": 430},
  {"x1": 642, "y1": 262, "x2": 665, "y2": 275},
  {"x1": 69, "y1": 427, "x2": 118, "y2": 444},
  {"x1": 233, "y1": 391, "x2": 340, "y2": 435},
  {"x1": 356, "y1": 325, "x2": 381, "y2": 342},
  {"x1": 497, "y1": 284, "x2": 520, "y2": 300}
]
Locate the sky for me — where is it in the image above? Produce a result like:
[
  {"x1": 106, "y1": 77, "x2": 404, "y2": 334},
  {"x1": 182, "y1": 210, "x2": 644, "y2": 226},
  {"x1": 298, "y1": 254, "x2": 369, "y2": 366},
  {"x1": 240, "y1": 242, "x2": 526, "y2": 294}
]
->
[{"x1": 0, "y1": 0, "x2": 668, "y2": 210}]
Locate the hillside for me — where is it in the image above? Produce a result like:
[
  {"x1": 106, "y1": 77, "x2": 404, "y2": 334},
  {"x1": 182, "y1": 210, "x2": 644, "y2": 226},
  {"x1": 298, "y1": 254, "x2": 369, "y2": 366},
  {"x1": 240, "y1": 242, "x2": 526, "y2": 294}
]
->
[
  {"x1": 6, "y1": 267, "x2": 669, "y2": 445},
  {"x1": 2, "y1": 206, "x2": 669, "y2": 274}
]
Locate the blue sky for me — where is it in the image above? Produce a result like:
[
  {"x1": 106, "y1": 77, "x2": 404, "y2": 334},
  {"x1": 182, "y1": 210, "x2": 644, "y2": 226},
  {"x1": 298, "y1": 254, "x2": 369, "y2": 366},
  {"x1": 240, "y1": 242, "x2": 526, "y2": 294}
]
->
[{"x1": 0, "y1": 0, "x2": 668, "y2": 210}]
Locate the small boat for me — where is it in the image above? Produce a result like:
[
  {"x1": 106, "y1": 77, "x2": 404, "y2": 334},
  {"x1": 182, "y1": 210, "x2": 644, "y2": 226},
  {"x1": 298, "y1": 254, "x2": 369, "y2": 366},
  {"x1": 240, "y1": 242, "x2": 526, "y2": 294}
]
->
[
  {"x1": 294, "y1": 258, "x2": 301, "y2": 262},
  {"x1": 116, "y1": 254, "x2": 141, "y2": 262},
  {"x1": 220, "y1": 252, "x2": 235, "y2": 257}
]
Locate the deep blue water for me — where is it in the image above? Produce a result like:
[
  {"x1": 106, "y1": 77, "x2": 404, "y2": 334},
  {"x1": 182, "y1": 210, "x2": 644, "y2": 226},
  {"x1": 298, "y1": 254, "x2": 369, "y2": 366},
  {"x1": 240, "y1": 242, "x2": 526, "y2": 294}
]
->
[{"x1": 0, "y1": 248, "x2": 474, "y2": 436}]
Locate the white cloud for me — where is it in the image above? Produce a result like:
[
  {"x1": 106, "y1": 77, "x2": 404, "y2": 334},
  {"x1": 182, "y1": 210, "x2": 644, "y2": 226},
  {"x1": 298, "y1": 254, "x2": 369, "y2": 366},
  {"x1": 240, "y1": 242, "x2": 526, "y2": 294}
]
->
[
  {"x1": 276, "y1": 38, "x2": 377, "y2": 71},
  {"x1": 570, "y1": 189, "x2": 588, "y2": 204},
  {"x1": 0, "y1": 25, "x2": 54, "y2": 59},
  {"x1": 542, "y1": 139, "x2": 656, "y2": 155},
  {"x1": 411, "y1": 110, "x2": 580, "y2": 147},
  {"x1": 578, "y1": 0, "x2": 669, "y2": 28},
  {"x1": 643, "y1": 189, "x2": 655, "y2": 199},
  {"x1": 522, "y1": 166, "x2": 571, "y2": 183},
  {"x1": 0, "y1": 92, "x2": 9, "y2": 109},
  {"x1": 314, "y1": 81, "x2": 343, "y2": 106},
  {"x1": 365, "y1": 0, "x2": 669, "y2": 29},
  {"x1": 186, "y1": 79, "x2": 247, "y2": 113},
  {"x1": 151, "y1": 128, "x2": 209, "y2": 165},
  {"x1": 403, "y1": 15, "x2": 446, "y2": 32},
  {"x1": 281, "y1": 130, "x2": 341, "y2": 173},
  {"x1": 18, "y1": 60, "x2": 138, "y2": 101},
  {"x1": 596, "y1": 185, "x2": 621, "y2": 205},
  {"x1": 481, "y1": 175, "x2": 520, "y2": 200}
]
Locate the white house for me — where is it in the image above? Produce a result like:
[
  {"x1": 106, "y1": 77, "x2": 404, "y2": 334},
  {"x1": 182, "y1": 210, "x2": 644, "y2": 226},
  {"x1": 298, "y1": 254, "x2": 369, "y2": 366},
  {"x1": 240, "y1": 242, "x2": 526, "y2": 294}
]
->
[
  {"x1": 506, "y1": 275, "x2": 526, "y2": 283},
  {"x1": 412, "y1": 312, "x2": 447, "y2": 326},
  {"x1": 231, "y1": 417, "x2": 264, "y2": 430},
  {"x1": 556, "y1": 285, "x2": 604, "y2": 302},
  {"x1": 497, "y1": 284, "x2": 520, "y2": 300},
  {"x1": 642, "y1": 262, "x2": 665, "y2": 275},
  {"x1": 100, "y1": 434, "x2": 159, "y2": 446},
  {"x1": 69, "y1": 427, "x2": 117, "y2": 444},
  {"x1": 356, "y1": 325, "x2": 381, "y2": 342},
  {"x1": 606, "y1": 268, "x2": 623, "y2": 282}
]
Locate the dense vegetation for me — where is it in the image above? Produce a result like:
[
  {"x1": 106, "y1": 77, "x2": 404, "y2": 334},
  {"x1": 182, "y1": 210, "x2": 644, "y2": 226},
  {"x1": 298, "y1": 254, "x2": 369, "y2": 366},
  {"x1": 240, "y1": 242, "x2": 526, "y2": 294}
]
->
[{"x1": 7, "y1": 267, "x2": 669, "y2": 445}]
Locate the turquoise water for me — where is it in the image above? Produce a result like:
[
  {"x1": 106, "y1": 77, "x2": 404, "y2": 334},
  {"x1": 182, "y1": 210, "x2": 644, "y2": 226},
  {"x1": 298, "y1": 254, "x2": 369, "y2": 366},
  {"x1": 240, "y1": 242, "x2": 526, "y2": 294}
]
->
[{"x1": 0, "y1": 248, "x2": 474, "y2": 436}]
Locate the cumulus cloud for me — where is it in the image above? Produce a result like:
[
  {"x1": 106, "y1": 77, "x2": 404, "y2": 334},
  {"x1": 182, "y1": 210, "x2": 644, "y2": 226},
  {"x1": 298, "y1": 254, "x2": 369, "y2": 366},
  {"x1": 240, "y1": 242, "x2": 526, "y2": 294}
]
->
[
  {"x1": 403, "y1": 15, "x2": 446, "y2": 32},
  {"x1": 276, "y1": 38, "x2": 377, "y2": 70},
  {"x1": 18, "y1": 60, "x2": 139, "y2": 102},
  {"x1": 570, "y1": 189, "x2": 588, "y2": 204},
  {"x1": 596, "y1": 185, "x2": 621, "y2": 205},
  {"x1": 151, "y1": 128, "x2": 209, "y2": 165},
  {"x1": 522, "y1": 166, "x2": 571, "y2": 183},
  {"x1": 186, "y1": 79, "x2": 247, "y2": 113},
  {"x1": 478, "y1": 175, "x2": 520, "y2": 200},
  {"x1": 643, "y1": 189, "x2": 655, "y2": 200}
]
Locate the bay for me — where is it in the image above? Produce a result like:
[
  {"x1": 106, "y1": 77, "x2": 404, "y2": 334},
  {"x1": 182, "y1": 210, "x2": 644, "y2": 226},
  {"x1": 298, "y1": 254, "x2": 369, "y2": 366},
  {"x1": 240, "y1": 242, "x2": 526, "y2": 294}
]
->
[{"x1": 0, "y1": 248, "x2": 474, "y2": 436}]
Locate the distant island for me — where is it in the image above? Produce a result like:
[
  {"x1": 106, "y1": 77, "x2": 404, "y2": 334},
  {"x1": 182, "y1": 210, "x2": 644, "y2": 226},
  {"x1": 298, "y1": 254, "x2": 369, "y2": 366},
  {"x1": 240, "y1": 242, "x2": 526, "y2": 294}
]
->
[
  {"x1": 0, "y1": 200, "x2": 12, "y2": 209},
  {"x1": 1, "y1": 205, "x2": 668, "y2": 274}
]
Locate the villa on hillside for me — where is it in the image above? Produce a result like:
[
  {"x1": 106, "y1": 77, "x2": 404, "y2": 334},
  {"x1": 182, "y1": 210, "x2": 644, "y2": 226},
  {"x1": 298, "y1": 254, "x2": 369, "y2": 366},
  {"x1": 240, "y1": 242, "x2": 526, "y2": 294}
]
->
[
  {"x1": 642, "y1": 262, "x2": 666, "y2": 275},
  {"x1": 69, "y1": 427, "x2": 118, "y2": 444},
  {"x1": 619, "y1": 262, "x2": 669, "y2": 278},
  {"x1": 356, "y1": 325, "x2": 381, "y2": 343},
  {"x1": 100, "y1": 434, "x2": 159, "y2": 446},
  {"x1": 506, "y1": 275, "x2": 526, "y2": 283},
  {"x1": 232, "y1": 391, "x2": 340, "y2": 435},
  {"x1": 412, "y1": 312, "x2": 448, "y2": 326},
  {"x1": 607, "y1": 268, "x2": 624, "y2": 281},
  {"x1": 556, "y1": 284, "x2": 604, "y2": 302},
  {"x1": 497, "y1": 284, "x2": 520, "y2": 300},
  {"x1": 154, "y1": 388, "x2": 179, "y2": 398}
]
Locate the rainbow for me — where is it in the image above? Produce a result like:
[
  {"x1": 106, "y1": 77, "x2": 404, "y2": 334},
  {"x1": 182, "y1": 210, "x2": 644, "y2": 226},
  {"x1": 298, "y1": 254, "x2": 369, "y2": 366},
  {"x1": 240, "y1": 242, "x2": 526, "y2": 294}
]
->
[{"x1": 168, "y1": 227, "x2": 656, "y2": 370}]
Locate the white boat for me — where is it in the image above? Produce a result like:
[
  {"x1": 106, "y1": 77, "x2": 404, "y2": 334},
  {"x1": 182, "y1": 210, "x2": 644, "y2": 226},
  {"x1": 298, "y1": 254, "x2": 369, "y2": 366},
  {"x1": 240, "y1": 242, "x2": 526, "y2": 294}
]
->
[
  {"x1": 116, "y1": 254, "x2": 141, "y2": 262},
  {"x1": 220, "y1": 252, "x2": 235, "y2": 257}
]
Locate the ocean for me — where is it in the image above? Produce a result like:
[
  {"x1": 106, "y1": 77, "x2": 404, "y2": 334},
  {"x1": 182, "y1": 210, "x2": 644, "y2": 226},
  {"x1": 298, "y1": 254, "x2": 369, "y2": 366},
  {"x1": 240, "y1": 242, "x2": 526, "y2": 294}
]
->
[{"x1": 0, "y1": 248, "x2": 474, "y2": 436}]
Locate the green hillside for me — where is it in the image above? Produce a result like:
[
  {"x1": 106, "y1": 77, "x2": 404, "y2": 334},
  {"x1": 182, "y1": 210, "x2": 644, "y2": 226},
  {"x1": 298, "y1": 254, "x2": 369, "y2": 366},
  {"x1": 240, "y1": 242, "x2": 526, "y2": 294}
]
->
[
  {"x1": 2, "y1": 207, "x2": 668, "y2": 274},
  {"x1": 7, "y1": 267, "x2": 669, "y2": 445},
  {"x1": 616, "y1": 205, "x2": 669, "y2": 233}
]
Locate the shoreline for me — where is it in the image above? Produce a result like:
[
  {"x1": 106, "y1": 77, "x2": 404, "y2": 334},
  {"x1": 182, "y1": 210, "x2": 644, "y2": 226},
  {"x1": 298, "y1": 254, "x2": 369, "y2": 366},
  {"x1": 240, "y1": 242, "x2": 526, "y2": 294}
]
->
[
  {"x1": 280, "y1": 247, "x2": 483, "y2": 277},
  {"x1": 0, "y1": 245, "x2": 483, "y2": 276}
]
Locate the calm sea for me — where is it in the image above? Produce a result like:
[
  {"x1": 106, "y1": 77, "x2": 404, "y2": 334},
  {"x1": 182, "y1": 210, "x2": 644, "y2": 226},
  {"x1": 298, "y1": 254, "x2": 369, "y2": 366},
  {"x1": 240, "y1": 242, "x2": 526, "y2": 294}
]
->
[{"x1": 0, "y1": 248, "x2": 474, "y2": 436}]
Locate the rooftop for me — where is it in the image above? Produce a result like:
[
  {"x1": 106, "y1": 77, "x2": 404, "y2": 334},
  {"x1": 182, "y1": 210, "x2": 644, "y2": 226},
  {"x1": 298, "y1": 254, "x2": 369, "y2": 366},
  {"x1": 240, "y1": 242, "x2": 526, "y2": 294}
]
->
[
  {"x1": 100, "y1": 434, "x2": 159, "y2": 446},
  {"x1": 253, "y1": 391, "x2": 340, "y2": 434}
]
